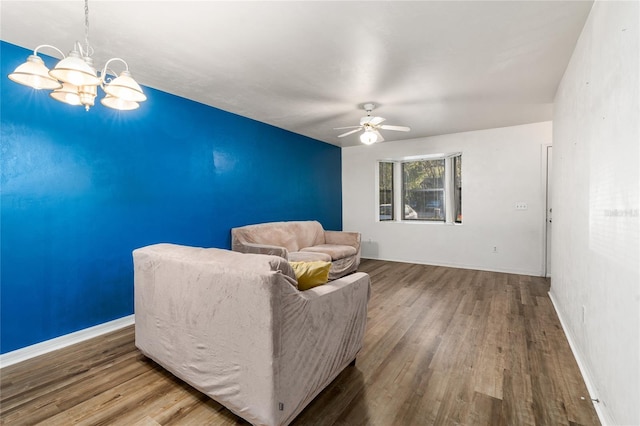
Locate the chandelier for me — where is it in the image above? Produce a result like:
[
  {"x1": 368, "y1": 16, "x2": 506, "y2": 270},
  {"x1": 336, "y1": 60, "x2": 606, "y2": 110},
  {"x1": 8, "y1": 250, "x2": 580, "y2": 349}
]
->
[{"x1": 8, "y1": 0, "x2": 146, "y2": 111}]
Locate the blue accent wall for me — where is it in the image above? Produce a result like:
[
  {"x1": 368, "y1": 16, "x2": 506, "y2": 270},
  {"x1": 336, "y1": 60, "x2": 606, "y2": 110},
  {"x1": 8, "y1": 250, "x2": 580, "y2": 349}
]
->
[{"x1": 0, "y1": 41, "x2": 342, "y2": 354}]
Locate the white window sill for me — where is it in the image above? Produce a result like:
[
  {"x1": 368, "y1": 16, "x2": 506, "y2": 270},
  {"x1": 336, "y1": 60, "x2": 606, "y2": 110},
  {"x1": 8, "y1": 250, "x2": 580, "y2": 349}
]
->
[{"x1": 378, "y1": 220, "x2": 462, "y2": 226}]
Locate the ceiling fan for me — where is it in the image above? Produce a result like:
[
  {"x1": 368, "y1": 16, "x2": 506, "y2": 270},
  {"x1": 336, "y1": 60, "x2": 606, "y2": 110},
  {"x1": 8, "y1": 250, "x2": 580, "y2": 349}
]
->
[{"x1": 335, "y1": 103, "x2": 410, "y2": 145}]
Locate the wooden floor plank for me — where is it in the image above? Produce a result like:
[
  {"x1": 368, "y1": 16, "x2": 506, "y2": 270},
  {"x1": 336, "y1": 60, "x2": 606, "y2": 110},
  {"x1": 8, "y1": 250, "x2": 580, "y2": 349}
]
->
[{"x1": 0, "y1": 259, "x2": 600, "y2": 425}]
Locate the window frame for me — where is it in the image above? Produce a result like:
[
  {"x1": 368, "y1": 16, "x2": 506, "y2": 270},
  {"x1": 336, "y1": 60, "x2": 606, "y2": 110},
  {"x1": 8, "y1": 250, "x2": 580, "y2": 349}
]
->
[{"x1": 376, "y1": 153, "x2": 462, "y2": 225}]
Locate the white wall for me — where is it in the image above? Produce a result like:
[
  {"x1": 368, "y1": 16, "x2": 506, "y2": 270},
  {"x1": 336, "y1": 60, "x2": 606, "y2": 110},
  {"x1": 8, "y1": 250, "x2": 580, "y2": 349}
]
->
[
  {"x1": 551, "y1": 1, "x2": 639, "y2": 425},
  {"x1": 343, "y1": 121, "x2": 551, "y2": 276}
]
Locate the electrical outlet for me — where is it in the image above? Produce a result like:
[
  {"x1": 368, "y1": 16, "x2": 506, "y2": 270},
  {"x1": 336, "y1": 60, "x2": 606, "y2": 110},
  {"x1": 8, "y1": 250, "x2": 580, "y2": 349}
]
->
[{"x1": 515, "y1": 202, "x2": 528, "y2": 210}]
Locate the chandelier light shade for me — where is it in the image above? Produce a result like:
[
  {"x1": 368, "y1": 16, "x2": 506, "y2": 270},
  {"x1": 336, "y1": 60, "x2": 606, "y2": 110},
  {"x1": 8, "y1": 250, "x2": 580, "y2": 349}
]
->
[
  {"x1": 8, "y1": 52, "x2": 63, "y2": 90},
  {"x1": 7, "y1": 0, "x2": 145, "y2": 112},
  {"x1": 101, "y1": 95, "x2": 139, "y2": 111},
  {"x1": 50, "y1": 82, "x2": 82, "y2": 105},
  {"x1": 102, "y1": 66, "x2": 147, "y2": 102},
  {"x1": 48, "y1": 50, "x2": 100, "y2": 87}
]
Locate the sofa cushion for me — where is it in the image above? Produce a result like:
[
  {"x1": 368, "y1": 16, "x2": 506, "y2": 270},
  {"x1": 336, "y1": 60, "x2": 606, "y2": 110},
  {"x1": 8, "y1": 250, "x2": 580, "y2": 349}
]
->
[
  {"x1": 288, "y1": 251, "x2": 332, "y2": 263},
  {"x1": 289, "y1": 261, "x2": 332, "y2": 290},
  {"x1": 233, "y1": 224, "x2": 299, "y2": 252},
  {"x1": 300, "y1": 244, "x2": 357, "y2": 260}
]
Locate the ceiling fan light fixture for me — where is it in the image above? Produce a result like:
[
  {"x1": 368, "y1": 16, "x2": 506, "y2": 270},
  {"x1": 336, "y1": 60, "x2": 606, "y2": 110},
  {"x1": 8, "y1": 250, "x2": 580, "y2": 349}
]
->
[
  {"x1": 360, "y1": 130, "x2": 378, "y2": 145},
  {"x1": 336, "y1": 103, "x2": 409, "y2": 145}
]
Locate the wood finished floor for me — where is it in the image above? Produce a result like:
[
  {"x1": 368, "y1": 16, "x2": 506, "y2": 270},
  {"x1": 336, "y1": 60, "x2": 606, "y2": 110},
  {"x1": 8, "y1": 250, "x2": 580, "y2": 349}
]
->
[{"x1": 0, "y1": 259, "x2": 600, "y2": 425}]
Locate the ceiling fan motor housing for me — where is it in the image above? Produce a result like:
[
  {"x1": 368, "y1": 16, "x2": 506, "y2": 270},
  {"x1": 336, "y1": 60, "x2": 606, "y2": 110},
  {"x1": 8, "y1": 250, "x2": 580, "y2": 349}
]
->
[{"x1": 363, "y1": 103, "x2": 376, "y2": 113}]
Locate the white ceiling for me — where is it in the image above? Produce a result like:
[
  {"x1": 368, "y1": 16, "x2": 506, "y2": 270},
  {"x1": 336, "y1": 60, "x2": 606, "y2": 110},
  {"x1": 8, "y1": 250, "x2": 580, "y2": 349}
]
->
[{"x1": 1, "y1": 1, "x2": 594, "y2": 147}]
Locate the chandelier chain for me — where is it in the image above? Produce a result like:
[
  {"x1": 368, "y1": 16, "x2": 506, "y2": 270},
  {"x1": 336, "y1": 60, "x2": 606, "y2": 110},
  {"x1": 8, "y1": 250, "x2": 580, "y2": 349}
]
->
[{"x1": 84, "y1": 0, "x2": 91, "y2": 56}]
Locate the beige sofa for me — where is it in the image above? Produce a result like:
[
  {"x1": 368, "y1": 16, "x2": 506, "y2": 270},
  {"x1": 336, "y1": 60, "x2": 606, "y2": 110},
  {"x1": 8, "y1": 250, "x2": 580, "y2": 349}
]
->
[
  {"x1": 231, "y1": 220, "x2": 361, "y2": 280},
  {"x1": 134, "y1": 243, "x2": 371, "y2": 426}
]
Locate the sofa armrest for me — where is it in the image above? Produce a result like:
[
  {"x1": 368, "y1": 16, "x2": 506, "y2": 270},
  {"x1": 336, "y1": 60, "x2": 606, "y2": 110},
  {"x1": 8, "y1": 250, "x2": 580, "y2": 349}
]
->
[
  {"x1": 277, "y1": 272, "x2": 371, "y2": 424},
  {"x1": 324, "y1": 230, "x2": 361, "y2": 249},
  {"x1": 232, "y1": 241, "x2": 289, "y2": 259}
]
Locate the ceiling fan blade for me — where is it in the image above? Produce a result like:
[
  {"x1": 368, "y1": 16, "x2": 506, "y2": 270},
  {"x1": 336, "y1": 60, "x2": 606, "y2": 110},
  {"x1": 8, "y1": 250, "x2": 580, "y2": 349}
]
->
[
  {"x1": 337, "y1": 128, "x2": 363, "y2": 138},
  {"x1": 380, "y1": 125, "x2": 410, "y2": 132},
  {"x1": 370, "y1": 116, "x2": 386, "y2": 126},
  {"x1": 333, "y1": 125, "x2": 362, "y2": 130},
  {"x1": 374, "y1": 130, "x2": 385, "y2": 142}
]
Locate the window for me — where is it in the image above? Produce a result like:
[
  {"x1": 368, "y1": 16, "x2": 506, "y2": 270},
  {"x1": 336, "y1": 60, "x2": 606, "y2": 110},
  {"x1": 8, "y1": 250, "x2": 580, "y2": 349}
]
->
[
  {"x1": 454, "y1": 155, "x2": 462, "y2": 223},
  {"x1": 377, "y1": 154, "x2": 462, "y2": 224},
  {"x1": 402, "y1": 159, "x2": 445, "y2": 221},
  {"x1": 378, "y1": 162, "x2": 394, "y2": 221}
]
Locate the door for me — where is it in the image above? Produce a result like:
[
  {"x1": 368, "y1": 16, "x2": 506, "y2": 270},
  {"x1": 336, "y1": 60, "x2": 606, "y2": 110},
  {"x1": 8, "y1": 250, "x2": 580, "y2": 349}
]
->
[{"x1": 545, "y1": 146, "x2": 552, "y2": 277}]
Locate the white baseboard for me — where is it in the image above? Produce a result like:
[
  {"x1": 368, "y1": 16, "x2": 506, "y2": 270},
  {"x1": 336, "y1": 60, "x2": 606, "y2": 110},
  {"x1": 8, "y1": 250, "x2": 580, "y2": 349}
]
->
[
  {"x1": 361, "y1": 256, "x2": 543, "y2": 277},
  {"x1": 0, "y1": 314, "x2": 135, "y2": 369},
  {"x1": 547, "y1": 292, "x2": 611, "y2": 426}
]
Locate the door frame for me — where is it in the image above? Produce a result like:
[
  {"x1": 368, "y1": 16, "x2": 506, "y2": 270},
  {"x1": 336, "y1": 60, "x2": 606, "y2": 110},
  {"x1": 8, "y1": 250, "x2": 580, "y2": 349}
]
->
[{"x1": 541, "y1": 144, "x2": 552, "y2": 277}]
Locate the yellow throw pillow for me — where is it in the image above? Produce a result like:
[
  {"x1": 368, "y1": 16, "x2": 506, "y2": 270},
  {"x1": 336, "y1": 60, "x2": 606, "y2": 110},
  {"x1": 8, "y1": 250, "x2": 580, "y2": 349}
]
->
[{"x1": 289, "y1": 261, "x2": 331, "y2": 291}]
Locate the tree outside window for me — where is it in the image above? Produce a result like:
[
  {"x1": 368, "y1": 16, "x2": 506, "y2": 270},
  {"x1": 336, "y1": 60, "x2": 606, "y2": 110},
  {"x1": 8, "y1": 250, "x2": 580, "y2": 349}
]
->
[
  {"x1": 402, "y1": 159, "x2": 445, "y2": 221},
  {"x1": 454, "y1": 156, "x2": 462, "y2": 223},
  {"x1": 379, "y1": 162, "x2": 394, "y2": 221}
]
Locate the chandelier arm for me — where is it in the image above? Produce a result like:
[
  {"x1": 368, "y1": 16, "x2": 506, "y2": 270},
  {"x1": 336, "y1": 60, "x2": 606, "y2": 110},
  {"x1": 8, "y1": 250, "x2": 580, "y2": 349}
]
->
[
  {"x1": 75, "y1": 41, "x2": 94, "y2": 59},
  {"x1": 99, "y1": 58, "x2": 129, "y2": 85},
  {"x1": 101, "y1": 58, "x2": 129, "y2": 76},
  {"x1": 101, "y1": 68, "x2": 117, "y2": 84},
  {"x1": 33, "y1": 44, "x2": 66, "y2": 59}
]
